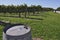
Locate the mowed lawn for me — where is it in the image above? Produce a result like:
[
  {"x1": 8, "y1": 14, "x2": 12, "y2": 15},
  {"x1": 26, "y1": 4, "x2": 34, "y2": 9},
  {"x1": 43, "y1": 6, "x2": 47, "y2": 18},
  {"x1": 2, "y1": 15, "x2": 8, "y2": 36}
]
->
[{"x1": 0, "y1": 12, "x2": 60, "y2": 40}]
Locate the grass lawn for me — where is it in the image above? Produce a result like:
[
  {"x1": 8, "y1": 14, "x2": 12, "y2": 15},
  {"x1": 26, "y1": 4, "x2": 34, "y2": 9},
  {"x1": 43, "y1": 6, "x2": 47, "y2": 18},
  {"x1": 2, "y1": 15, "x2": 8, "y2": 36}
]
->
[{"x1": 0, "y1": 12, "x2": 60, "y2": 40}]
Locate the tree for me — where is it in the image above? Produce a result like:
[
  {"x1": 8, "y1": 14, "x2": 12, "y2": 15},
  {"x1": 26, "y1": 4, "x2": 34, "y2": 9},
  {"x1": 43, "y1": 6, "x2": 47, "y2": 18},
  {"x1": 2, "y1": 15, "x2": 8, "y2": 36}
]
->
[
  {"x1": 36, "y1": 5, "x2": 42, "y2": 13},
  {"x1": 42, "y1": 7, "x2": 54, "y2": 11},
  {"x1": 56, "y1": 7, "x2": 60, "y2": 11},
  {"x1": 1, "y1": 5, "x2": 7, "y2": 16},
  {"x1": 31, "y1": 5, "x2": 36, "y2": 15},
  {"x1": 23, "y1": 4, "x2": 28, "y2": 18},
  {"x1": 16, "y1": 5, "x2": 21, "y2": 17}
]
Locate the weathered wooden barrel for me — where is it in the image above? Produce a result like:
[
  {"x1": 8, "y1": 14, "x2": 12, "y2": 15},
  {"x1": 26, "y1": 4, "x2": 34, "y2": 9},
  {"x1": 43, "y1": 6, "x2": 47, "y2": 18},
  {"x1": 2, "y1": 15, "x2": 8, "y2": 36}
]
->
[{"x1": 3, "y1": 24, "x2": 32, "y2": 40}]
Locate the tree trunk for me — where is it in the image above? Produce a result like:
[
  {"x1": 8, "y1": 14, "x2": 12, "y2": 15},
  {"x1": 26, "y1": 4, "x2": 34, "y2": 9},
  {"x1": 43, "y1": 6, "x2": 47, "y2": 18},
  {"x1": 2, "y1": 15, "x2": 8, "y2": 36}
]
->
[
  {"x1": 33, "y1": 11, "x2": 35, "y2": 15},
  {"x1": 19, "y1": 13, "x2": 21, "y2": 17},
  {"x1": 25, "y1": 12, "x2": 27, "y2": 18},
  {"x1": 55, "y1": 10, "x2": 56, "y2": 13}
]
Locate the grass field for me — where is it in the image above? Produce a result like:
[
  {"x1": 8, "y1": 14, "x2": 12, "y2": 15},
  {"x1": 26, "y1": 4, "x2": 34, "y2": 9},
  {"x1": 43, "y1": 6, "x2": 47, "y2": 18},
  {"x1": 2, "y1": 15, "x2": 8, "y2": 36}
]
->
[{"x1": 0, "y1": 12, "x2": 60, "y2": 40}]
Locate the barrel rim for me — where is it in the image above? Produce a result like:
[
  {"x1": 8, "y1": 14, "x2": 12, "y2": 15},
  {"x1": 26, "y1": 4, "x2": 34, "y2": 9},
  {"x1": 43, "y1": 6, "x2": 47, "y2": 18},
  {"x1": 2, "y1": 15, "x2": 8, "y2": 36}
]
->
[{"x1": 3, "y1": 24, "x2": 24, "y2": 33}]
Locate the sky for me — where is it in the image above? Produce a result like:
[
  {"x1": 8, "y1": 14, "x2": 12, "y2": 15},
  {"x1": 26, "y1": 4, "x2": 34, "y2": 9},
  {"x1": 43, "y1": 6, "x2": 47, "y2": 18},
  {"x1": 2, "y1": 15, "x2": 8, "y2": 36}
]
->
[{"x1": 0, "y1": 0, "x2": 60, "y2": 9}]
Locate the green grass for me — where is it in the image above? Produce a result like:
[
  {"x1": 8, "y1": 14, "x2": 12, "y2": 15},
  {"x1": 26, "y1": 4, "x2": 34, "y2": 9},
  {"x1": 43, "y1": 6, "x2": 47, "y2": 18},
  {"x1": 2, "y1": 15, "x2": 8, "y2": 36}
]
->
[{"x1": 0, "y1": 12, "x2": 60, "y2": 40}]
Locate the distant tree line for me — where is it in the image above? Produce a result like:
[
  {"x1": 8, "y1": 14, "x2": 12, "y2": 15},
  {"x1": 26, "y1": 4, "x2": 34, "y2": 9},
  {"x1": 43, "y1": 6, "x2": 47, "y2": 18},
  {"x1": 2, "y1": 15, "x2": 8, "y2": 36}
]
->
[
  {"x1": 56, "y1": 7, "x2": 60, "y2": 11},
  {"x1": 0, "y1": 4, "x2": 54, "y2": 17}
]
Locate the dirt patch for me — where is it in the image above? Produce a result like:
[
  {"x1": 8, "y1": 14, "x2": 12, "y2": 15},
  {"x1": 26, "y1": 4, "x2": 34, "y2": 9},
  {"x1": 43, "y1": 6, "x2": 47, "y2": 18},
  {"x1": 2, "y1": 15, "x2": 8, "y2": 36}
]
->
[{"x1": 32, "y1": 38, "x2": 43, "y2": 40}]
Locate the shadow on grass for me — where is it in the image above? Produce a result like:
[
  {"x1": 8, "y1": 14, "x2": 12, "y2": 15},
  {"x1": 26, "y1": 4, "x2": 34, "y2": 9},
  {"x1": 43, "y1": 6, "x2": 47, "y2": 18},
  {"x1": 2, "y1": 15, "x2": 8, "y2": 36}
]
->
[
  {"x1": 0, "y1": 16, "x2": 43, "y2": 20},
  {"x1": 0, "y1": 16, "x2": 19, "y2": 18},
  {"x1": 26, "y1": 17, "x2": 43, "y2": 20}
]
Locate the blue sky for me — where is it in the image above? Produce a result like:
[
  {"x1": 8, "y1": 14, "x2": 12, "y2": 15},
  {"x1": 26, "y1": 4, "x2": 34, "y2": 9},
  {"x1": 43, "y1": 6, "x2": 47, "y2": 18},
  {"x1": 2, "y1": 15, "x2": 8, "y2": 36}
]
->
[{"x1": 0, "y1": 0, "x2": 60, "y2": 9}]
